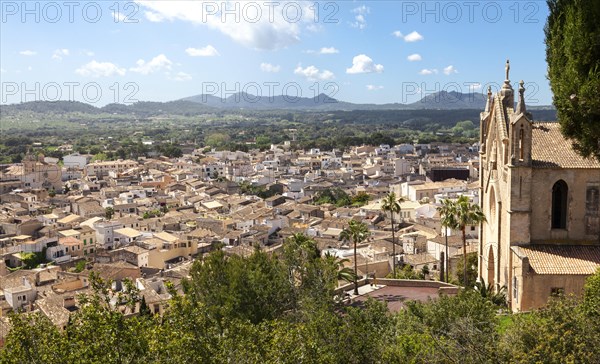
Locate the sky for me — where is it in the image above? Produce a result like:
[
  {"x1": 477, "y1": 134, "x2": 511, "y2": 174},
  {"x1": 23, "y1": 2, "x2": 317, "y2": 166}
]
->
[{"x1": 0, "y1": 0, "x2": 552, "y2": 106}]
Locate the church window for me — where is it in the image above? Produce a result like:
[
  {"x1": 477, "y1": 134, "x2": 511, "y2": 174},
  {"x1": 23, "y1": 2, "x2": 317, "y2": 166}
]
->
[
  {"x1": 489, "y1": 188, "x2": 497, "y2": 222},
  {"x1": 585, "y1": 184, "x2": 599, "y2": 235},
  {"x1": 519, "y1": 127, "x2": 524, "y2": 160},
  {"x1": 551, "y1": 180, "x2": 568, "y2": 229}
]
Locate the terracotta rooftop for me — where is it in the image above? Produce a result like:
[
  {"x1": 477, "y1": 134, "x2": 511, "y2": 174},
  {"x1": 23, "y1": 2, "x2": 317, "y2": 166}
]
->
[
  {"x1": 513, "y1": 245, "x2": 600, "y2": 275},
  {"x1": 531, "y1": 122, "x2": 600, "y2": 169}
]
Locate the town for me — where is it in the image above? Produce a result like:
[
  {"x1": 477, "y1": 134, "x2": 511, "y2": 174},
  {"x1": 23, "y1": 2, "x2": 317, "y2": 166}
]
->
[
  {"x1": 2, "y1": 0, "x2": 600, "y2": 361},
  {"x1": 0, "y1": 130, "x2": 482, "y2": 329}
]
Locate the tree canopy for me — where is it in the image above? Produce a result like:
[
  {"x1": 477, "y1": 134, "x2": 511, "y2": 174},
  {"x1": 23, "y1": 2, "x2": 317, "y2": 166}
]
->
[
  {"x1": 545, "y1": 0, "x2": 600, "y2": 161},
  {"x1": 2, "y1": 250, "x2": 600, "y2": 363}
]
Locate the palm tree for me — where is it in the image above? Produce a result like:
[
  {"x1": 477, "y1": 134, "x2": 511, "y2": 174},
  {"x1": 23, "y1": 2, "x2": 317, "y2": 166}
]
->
[
  {"x1": 381, "y1": 192, "x2": 404, "y2": 277},
  {"x1": 340, "y1": 220, "x2": 370, "y2": 295},
  {"x1": 453, "y1": 195, "x2": 486, "y2": 286},
  {"x1": 474, "y1": 277, "x2": 507, "y2": 306},
  {"x1": 323, "y1": 252, "x2": 356, "y2": 284},
  {"x1": 437, "y1": 199, "x2": 458, "y2": 282}
]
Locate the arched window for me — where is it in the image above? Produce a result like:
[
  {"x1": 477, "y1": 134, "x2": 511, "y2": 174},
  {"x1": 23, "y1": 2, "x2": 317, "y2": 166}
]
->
[{"x1": 552, "y1": 180, "x2": 568, "y2": 229}]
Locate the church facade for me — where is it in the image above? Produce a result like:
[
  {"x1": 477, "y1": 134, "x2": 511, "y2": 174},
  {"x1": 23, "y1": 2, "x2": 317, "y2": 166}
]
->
[{"x1": 478, "y1": 61, "x2": 600, "y2": 311}]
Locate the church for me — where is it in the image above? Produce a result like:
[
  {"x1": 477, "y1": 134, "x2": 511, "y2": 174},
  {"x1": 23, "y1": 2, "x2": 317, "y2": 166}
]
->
[{"x1": 478, "y1": 61, "x2": 600, "y2": 311}]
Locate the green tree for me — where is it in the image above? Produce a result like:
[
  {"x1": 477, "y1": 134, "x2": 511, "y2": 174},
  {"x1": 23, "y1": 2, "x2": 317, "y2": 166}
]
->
[
  {"x1": 437, "y1": 198, "x2": 458, "y2": 282},
  {"x1": 322, "y1": 252, "x2": 356, "y2": 285},
  {"x1": 282, "y1": 233, "x2": 342, "y2": 307},
  {"x1": 92, "y1": 152, "x2": 108, "y2": 161},
  {"x1": 582, "y1": 267, "x2": 600, "y2": 317},
  {"x1": 73, "y1": 259, "x2": 86, "y2": 273},
  {"x1": 104, "y1": 206, "x2": 114, "y2": 220},
  {"x1": 185, "y1": 247, "x2": 295, "y2": 326},
  {"x1": 405, "y1": 289, "x2": 500, "y2": 363},
  {"x1": 500, "y1": 294, "x2": 600, "y2": 363},
  {"x1": 381, "y1": 192, "x2": 404, "y2": 276},
  {"x1": 351, "y1": 191, "x2": 371, "y2": 207},
  {"x1": 340, "y1": 220, "x2": 370, "y2": 295},
  {"x1": 391, "y1": 263, "x2": 424, "y2": 280},
  {"x1": 0, "y1": 313, "x2": 64, "y2": 364},
  {"x1": 545, "y1": 0, "x2": 600, "y2": 161},
  {"x1": 205, "y1": 133, "x2": 230, "y2": 148},
  {"x1": 452, "y1": 196, "x2": 486, "y2": 286},
  {"x1": 456, "y1": 253, "x2": 478, "y2": 288}
]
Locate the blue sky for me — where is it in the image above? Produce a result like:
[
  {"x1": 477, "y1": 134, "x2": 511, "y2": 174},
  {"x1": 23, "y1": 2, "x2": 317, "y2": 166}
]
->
[{"x1": 0, "y1": 1, "x2": 551, "y2": 106}]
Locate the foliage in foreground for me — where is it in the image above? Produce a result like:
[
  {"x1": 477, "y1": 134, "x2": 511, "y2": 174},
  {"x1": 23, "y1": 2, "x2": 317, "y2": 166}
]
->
[{"x1": 2, "y1": 240, "x2": 600, "y2": 363}]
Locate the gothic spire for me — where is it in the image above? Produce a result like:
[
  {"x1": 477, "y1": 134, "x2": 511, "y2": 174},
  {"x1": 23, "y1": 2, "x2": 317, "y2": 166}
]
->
[
  {"x1": 515, "y1": 80, "x2": 527, "y2": 114},
  {"x1": 485, "y1": 85, "x2": 493, "y2": 112}
]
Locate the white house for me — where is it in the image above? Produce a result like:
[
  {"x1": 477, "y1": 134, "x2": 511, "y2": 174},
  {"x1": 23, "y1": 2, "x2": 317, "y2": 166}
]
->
[
  {"x1": 63, "y1": 153, "x2": 92, "y2": 169},
  {"x1": 4, "y1": 278, "x2": 37, "y2": 310}
]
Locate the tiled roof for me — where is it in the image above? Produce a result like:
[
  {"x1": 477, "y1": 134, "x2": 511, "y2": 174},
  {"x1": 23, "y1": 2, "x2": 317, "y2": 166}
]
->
[
  {"x1": 514, "y1": 245, "x2": 600, "y2": 275},
  {"x1": 531, "y1": 122, "x2": 600, "y2": 169}
]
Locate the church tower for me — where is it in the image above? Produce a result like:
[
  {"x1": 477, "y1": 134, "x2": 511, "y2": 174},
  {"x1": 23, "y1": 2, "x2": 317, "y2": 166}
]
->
[
  {"x1": 480, "y1": 61, "x2": 600, "y2": 312},
  {"x1": 478, "y1": 60, "x2": 533, "y2": 292}
]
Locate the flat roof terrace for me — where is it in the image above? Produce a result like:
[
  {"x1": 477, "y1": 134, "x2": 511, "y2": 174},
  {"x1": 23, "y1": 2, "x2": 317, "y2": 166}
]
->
[{"x1": 342, "y1": 279, "x2": 459, "y2": 312}]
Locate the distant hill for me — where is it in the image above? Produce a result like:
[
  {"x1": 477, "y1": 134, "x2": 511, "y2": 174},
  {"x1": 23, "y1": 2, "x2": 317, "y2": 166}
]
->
[
  {"x1": 180, "y1": 90, "x2": 552, "y2": 111},
  {"x1": 0, "y1": 91, "x2": 556, "y2": 116},
  {"x1": 407, "y1": 91, "x2": 488, "y2": 110},
  {"x1": 0, "y1": 100, "x2": 101, "y2": 115},
  {"x1": 0, "y1": 100, "x2": 218, "y2": 117},
  {"x1": 181, "y1": 92, "x2": 354, "y2": 111}
]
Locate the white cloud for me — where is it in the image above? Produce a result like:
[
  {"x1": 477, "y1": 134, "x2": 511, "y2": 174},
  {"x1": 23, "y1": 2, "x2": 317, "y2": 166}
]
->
[
  {"x1": 294, "y1": 65, "x2": 334, "y2": 81},
  {"x1": 304, "y1": 47, "x2": 340, "y2": 55},
  {"x1": 260, "y1": 63, "x2": 281, "y2": 73},
  {"x1": 392, "y1": 30, "x2": 403, "y2": 38},
  {"x1": 319, "y1": 47, "x2": 339, "y2": 54},
  {"x1": 306, "y1": 23, "x2": 322, "y2": 33},
  {"x1": 0, "y1": 68, "x2": 6, "y2": 73},
  {"x1": 419, "y1": 68, "x2": 438, "y2": 75},
  {"x1": 351, "y1": 5, "x2": 369, "y2": 29},
  {"x1": 136, "y1": 1, "x2": 314, "y2": 50},
  {"x1": 186, "y1": 45, "x2": 220, "y2": 57},
  {"x1": 407, "y1": 53, "x2": 422, "y2": 62},
  {"x1": 346, "y1": 54, "x2": 384, "y2": 74},
  {"x1": 130, "y1": 54, "x2": 173, "y2": 75},
  {"x1": 169, "y1": 71, "x2": 192, "y2": 81},
  {"x1": 443, "y1": 65, "x2": 458, "y2": 75},
  {"x1": 28, "y1": 66, "x2": 33, "y2": 71},
  {"x1": 113, "y1": 10, "x2": 127, "y2": 22},
  {"x1": 52, "y1": 49, "x2": 70, "y2": 61},
  {"x1": 144, "y1": 11, "x2": 165, "y2": 22},
  {"x1": 403, "y1": 31, "x2": 424, "y2": 42},
  {"x1": 366, "y1": 85, "x2": 384, "y2": 91},
  {"x1": 19, "y1": 50, "x2": 36, "y2": 56},
  {"x1": 76, "y1": 61, "x2": 126, "y2": 77},
  {"x1": 82, "y1": 50, "x2": 95, "y2": 57}
]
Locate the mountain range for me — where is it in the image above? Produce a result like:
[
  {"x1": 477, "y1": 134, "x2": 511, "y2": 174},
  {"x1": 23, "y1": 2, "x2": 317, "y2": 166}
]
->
[
  {"x1": 180, "y1": 90, "x2": 494, "y2": 111},
  {"x1": 0, "y1": 91, "x2": 554, "y2": 115}
]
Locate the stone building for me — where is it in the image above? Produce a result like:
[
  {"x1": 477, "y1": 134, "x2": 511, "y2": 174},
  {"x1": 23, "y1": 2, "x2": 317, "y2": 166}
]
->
[
  {"x1": 478, "y1": 61, "x2": 600, "y2": 311},
  {"x1": 1, "y1": 154, "x2": 62, "y2": 191}
]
